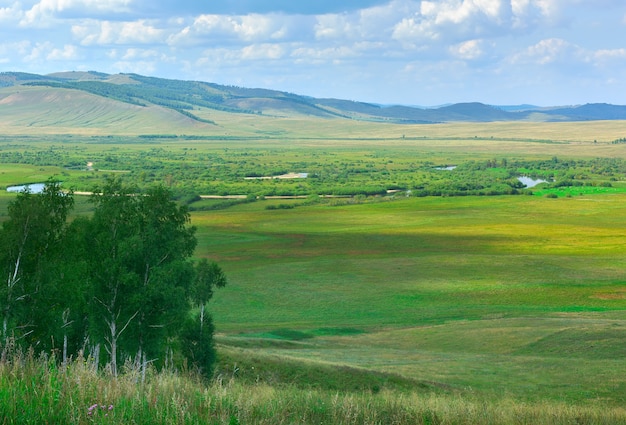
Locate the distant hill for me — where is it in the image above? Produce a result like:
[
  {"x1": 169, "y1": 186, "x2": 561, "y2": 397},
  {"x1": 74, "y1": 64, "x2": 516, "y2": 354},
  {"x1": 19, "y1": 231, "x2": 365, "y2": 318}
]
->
[
  {"x1": 537, "y1": 103, "x2": 626, "y2": 121},
  {"x1": 1, "y1": 71, "x2": 626, "y2": 127}
]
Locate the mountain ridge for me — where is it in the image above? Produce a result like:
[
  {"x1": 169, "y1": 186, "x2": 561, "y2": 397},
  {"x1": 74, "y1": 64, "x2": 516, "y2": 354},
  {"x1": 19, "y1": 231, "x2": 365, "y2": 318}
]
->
[{"x1": 1, "y1": 71, "x2": 625, "y2": 125}]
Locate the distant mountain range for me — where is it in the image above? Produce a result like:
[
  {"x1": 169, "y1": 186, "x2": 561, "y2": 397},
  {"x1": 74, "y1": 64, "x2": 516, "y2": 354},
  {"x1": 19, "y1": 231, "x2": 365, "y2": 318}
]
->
[{"x1": 1, "y1": 71, "x2": 626, "y2": 124}]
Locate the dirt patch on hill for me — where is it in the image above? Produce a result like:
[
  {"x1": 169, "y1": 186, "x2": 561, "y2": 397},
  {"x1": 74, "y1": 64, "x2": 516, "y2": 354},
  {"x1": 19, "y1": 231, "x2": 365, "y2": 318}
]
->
[{"x1": 590, "y1": 290, "x2": 626, "y2": 300}]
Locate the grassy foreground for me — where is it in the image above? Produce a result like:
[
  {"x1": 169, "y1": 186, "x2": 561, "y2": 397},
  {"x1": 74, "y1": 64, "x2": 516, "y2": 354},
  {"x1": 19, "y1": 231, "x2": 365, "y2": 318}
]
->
[{"x1": 1, "y1": 346, "x2": 625, "y2": 425}]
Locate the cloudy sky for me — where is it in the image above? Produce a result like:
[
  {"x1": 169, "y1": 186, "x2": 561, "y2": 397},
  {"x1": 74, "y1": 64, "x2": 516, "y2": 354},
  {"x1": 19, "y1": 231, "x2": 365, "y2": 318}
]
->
[{"x1": 1, "y1": 0, "x2": 626, "y2": 106}]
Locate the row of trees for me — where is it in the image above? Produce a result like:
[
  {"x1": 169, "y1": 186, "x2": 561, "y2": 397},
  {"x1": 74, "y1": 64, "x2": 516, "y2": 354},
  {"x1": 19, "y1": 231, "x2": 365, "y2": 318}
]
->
[{"x1": 0, "y1": 179, "x2": 226, "y2": 377}]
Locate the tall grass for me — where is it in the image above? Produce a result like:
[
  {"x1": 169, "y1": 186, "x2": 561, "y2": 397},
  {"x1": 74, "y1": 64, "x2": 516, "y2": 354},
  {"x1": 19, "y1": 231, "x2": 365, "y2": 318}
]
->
[{"x1": 1, "y1": 343, "x2": 625, "y2": 424}]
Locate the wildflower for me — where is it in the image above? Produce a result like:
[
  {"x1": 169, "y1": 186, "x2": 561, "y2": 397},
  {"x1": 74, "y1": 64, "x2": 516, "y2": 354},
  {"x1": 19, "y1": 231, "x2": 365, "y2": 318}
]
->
[
  {"x1": 87, "y1": 404, "x2": 98, "y2": 416},
  {"x1": 87, "y1": 403, "x2": 113, "y2": 417}
]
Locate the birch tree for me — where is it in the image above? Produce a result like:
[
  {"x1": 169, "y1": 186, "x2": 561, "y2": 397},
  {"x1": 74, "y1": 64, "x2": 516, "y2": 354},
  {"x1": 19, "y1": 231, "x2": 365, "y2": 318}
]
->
[
  {"x1": 86, "y1": 179, "x2": 142, "y2": 376},
  {"x1": 86, "y1": 180, "x2": 198, "y2": 374},
  {"x1": 181, "y1": 258, "x2": 227, "y2": 377},
  {"x1": 0, "y1": 181, "x2": 73, "y2": 347}
]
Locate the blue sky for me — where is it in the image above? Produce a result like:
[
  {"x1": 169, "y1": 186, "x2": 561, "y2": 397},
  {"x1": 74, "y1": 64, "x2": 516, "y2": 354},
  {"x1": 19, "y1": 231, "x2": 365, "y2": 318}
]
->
[{"x1": 1, "y1": 0, "x2": 625, "y2": 106}]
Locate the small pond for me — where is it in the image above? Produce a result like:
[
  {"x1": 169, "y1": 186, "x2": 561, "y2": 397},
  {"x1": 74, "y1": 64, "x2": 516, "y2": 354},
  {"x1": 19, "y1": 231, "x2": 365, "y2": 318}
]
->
[
  {"x1": 517, "y1": 176, "x2": 548, "y2": 188},
  {"x1": 6, "y1": 183, "x2": 47, "y2": 194}
]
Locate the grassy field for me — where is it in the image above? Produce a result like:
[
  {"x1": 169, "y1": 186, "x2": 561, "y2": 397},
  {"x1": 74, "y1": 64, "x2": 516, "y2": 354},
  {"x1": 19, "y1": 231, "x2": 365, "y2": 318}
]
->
[
  {"x1": 192, "y1": 192, "x2": 626, "y2": 405},
  {"x1": 2, "y1": 117, "x2": 626, "y2": 421},
  {"x1": 0, "y1": 163, "x2": 72, "y2": 187},
  {"x1": 4, "y1": 190, "x2": 625, "y2": 421}
]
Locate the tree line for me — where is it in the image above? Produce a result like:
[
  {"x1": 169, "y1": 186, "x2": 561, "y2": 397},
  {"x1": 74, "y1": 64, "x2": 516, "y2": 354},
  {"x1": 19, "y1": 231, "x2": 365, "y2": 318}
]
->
[
  {"x1": 0, "y1": 179, "x2": 226, "y2": 377},
  {"x1": 2, "y1": 143, "x2": 625, "y2": 201}
]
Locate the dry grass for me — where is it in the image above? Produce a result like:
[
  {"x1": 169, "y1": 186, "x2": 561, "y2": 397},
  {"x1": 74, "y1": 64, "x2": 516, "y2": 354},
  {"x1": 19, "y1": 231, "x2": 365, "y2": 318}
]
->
[{"x1": 1, "y1": 344, "x2": 625, "y2": 424}]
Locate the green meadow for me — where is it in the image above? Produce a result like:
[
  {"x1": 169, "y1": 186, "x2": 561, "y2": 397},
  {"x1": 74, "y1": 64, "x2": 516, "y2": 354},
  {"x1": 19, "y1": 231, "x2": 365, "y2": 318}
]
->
[
  {"x1": 197, "y1": 193, "x2": 626, "y2": 405},
  {"x1": 2, "y1": 114, "x2": 626, "y2": 422}
]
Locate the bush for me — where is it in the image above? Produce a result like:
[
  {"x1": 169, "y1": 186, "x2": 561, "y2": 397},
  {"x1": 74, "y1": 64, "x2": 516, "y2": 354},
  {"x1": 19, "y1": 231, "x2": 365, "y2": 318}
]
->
[{"x1": 180, "y1": 313, "x2": 217, "y2": 379}]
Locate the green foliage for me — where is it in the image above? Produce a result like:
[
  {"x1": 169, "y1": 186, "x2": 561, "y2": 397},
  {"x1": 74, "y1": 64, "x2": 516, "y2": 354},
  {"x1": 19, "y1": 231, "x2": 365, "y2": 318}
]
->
[
  {"x1": 180, "y1": 259, "x2": 227, "y2": 378},
  {"x1": 180, "y1": 312, "x2": 217, "y2": 378},
  {"x1": 3, "y1": 133, "x2": 626, "y2": 201},
  {"x1": 191, "y1": 259, "x2": 227, "y2": 307},
  {"x1": 265, "y1": 203, "x2": 295, "y2": 210},
  {"x1": 0, "y1": 179, "x2": 225, "y2": 376},
  {"x1": 0, "y1": 179, "x2": 78, "y2": 350}
]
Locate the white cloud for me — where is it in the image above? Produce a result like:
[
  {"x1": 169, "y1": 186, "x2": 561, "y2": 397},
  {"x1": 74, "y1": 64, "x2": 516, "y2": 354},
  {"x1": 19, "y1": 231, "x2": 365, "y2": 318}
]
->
[
  {"x1": 586, "y1": 48, "x2": 626, "y2": 73},
  {"x1": 507, "y1": 39, "x2": 626, "y2": 76},
  {"x1": 24, "y1": 41, "x2": 53, "y2": 62},
  {"x1": 594, "y1": 48, "x2": 626, "y2": 61},
  {"x1": 22, "y1": 0, "x2": 132, "y2": 26},
  {"x1": 236, "y1": 15, "x2": 283, "y2": 41},
  {"x1": 420, "y1": 0, "x2": 507, "y2": 25},
  {"x1": 513, "y1": 38, "x2": 568, "y2": 65},
  {"x1": 314, "y1": 14, "x2": 353, "y2": 40},
  {"x1": 0, "y1": 40, "x2": 29, "y2": 64},
  {"x1": 450, "y1": 39, "x2": 485, "y2": 60},
  {"x1": 112, "y1": 60, "x2": 156, "y2": 75},
  {"x1": 116, "y1": 20, "x2": 164, "y2": 44},
  {"x1": 47, "y1": 43, "x2": 79, "y2": 60},
  {"x1": 355, "y1": 0, "x2": 413, "y2": 37},
  {"x1": 314, "y1": 1, "x2": 419, "y2": 42},
  {"x1": 530, "y1": 0, "x2": 559, "y2": 18},
  {"x1": 169, "y1": 13, "x2": 299, "y2": 46},
  {"x1": 194, "y1": 43, "x2": 291, "y2": 66},
  {"x1": 194, "y1": 48, "x2": 244, "y2": 70},
  {"x1": 392, "y1": 17, "x2": 430, "y2": 45},
  {"x1": 511, "y1": 38, "x2": 576, "y2": 65},
  {"x1": 0, "y1": 40, "x2": 31, "y2": 56},
  {"x1": 120, "y1": 48, "x2": 164, "y2": 60},
  {"x1": 72, "y1": 19, "x2": 165, "y2": 45},
  {"x1": 241, "y1": 43, "x2": 285, "y2": 60},
  {"x1": 292, "y1": 45, "x2": 359, "y2": 64},
  {"x1": 0, "y1": 2, "x2": 23, "y2": 23},
  {"x1": 390, "y1": 0, "x2": 574, "y2": 47}
]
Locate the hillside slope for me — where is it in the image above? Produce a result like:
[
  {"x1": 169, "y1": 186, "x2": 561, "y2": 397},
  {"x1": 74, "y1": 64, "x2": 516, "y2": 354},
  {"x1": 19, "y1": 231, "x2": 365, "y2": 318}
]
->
[
  {"x1": 1, "y1": 71, "x2": 626, "y2": 131},
  {"x1": 0, "y1": 85, "x2": 215, "y2": 135}
]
